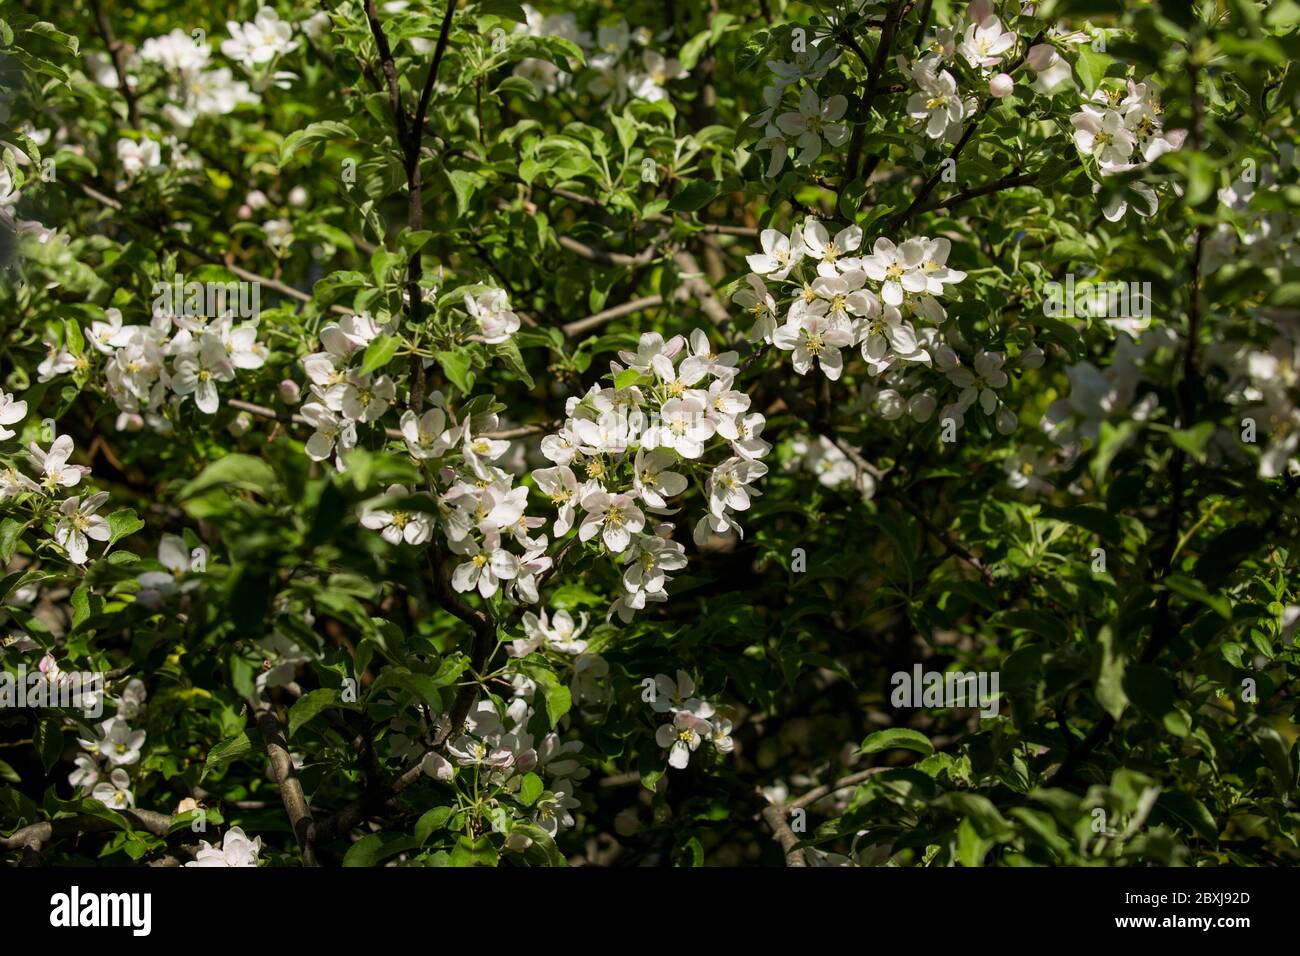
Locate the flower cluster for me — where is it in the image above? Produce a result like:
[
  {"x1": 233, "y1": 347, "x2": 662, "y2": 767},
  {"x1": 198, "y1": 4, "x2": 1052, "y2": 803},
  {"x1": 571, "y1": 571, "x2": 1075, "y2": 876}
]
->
[
  {"x1": 512, "y1": 12, "x2": 686, "y2": 105},
  {"x1": 62, "y1": 305, "x2": 270, "y2": 431},
  {"x1": 1070, "y1": 79, "x2": 1186, "y2": 221},
  {"x1": 785, "y1": 433, "x2": 874, "y2": 498},
  {"x1": 532, "y1": 328, "x2": 772, "y2": 622},
  {"x1": 743, "y1": 218, "x2": 965, "y2": 379},
  {"x1": 137, "y1": 28, "x2": 257, "y2": 129},
  {"x1": 300, "y1": 311, "x2": 394, "y2": 469},
  {"x1": 0, "y1": 427, "x2": 120, "y2": 565},
  {"x1": 69, "y1": 680, "x2": 149, "y2": 811},
  {"x1": 186, "y1": 827, "x2": 263, "y2": 867},
  {"x1": 421, "y1": 690, "x2": 588, "y2": 841},
  {"x1": 648, "y1": 671, "x2": 732, "y2": 770},
  {"x1": 751, "y1": 40, "x2": 844, "y2": 176}
]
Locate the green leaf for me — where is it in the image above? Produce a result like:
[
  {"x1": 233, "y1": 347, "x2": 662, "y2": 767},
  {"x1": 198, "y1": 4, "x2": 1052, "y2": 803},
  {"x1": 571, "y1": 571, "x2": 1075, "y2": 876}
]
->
[
  {"x1": 279, "y1": 121, "x2": 357, "y2": 168},
  {"x1": 478, "y1": 0, "x2": 528, "y2": 22},
  {"x1": 0, "y1": 518, "x2": 29, "y2": 563},
  {"x1": 859, "y1": 728, "x2": 934, "y2": 757},
  {"x1": 178, "y1": 455, "x2": 278, "y2": 500},
  {"x1": 342, "y1": 832, "x2": 417, "y2": 867},
  {"x1": 414, "y1": 806, "x2": 453, "y2": 845},
  {"x1": 678, "y1": 29, "x2": 713, "y2": 72},
  {"x1": 542, "y1": 682, "x2": 571, "y2": 729},
  {"x1": 445, "y1": 169, "x2": 485, "y2": 216},
  {"x1": 34, "y1": 719, "x2": 63, "y2": 772},
  {"x1": 494, "y1": 338, "x2": 535, "y2": 389},
  {"x1": 1169, "y1": 422, "x2": 1215, "y2": 462},
  {"x1": 1164, "y1": 575, "x2": 1231, "y2": 620},
  {"x1": 448, "y1": 834, "x2": 498, "y2": 866},
  {"x1": 435, "y1": 349, "x2": 475, "y2": 395},
  {"x1": 1156, "y1": 790, "x2": 1218, "y2": 843},
  {"x1": 519, "y1": 772, "x2": 544, "y2": 807},
  {"x1": 674, "y1": 835, "x2": 705, "y2": 867},
  {"x1": 1095, "y1": 624, "x2": 1128, "y2": 720},
  {"x1": 1090, "y1": 420, "x2": 1139, "y2": 487},
  {"x1": 201, "y1": 731, "x2": 252, "y2": 782},
  {"x1": 359, "y1": 333, "x2": 401, "y2": 376},
  {"x1": 1037, "y1": 504, "x2": 1121, "y2": 543},
  {"x1": 106, "y1": 509, "x2": 144, "y2": 546},
  {"x1": 1074, "y1": 46, "x2": 1112, "y2": 92},
  {"x1": 288, "y1": 688, "x2": 346, "y2": 738},
  {"x1": 667, "y1": 180, "x2": 719, "y2": 212}
]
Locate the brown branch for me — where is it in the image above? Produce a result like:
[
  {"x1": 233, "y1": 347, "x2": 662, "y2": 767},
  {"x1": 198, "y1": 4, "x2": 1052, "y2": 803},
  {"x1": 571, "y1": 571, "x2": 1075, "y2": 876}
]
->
[
  {"x1": 363, "y1": 0, "x2": 408, "y2": 142},
  {"x1": 758, "y1": 767, "x2": 891, "y2": 866},
  {"x1": 926, "y1": 169, "x2": 1039, "y2": 215},
  {"x1": 825, "y1": 432, "x2": 994, "y2": 585},
  {"x1": 886, "y1": 30, "x2": 1044, "y2": 231},
  {"x1": 1048, "y1": 56, "x2": 1207, "y2": 788},
  {"x1": 847, "y1": 1, "x2": 912, "y2": 180},
  {"x1": 89, "y1": 0, "x2": 139, "y2": 128},
  {"x1": 671, "y1": 251, "x2": 730, "y2": 326},
  {"x1": 1, "y1": 808, "x2": 172, "y2": 854},
  {"x1": 557, "y1": 234, "x2": 660, "y2": 268},
  {"x1": 562, "y1": 295, "x2": 664, "y2": 338},
  {"x1": 760, "y1": 804, "x2": 807, "y2": 866},
  {"x1": 255, "y1": 698, "x2": 319, "y2": 866}
]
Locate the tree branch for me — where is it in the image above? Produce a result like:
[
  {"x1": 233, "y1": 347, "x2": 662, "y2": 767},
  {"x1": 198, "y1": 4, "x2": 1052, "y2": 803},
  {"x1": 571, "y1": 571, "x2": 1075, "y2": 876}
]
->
[
  {"x1": 886, "y1": 30, "x2": 1044, "y2": 230},
  {"x1": 89, "y1": 0, "x2": 139, "y2": 128},
  {"x1": 255, "y1": 698, "x2": 319, "y2": 866}
]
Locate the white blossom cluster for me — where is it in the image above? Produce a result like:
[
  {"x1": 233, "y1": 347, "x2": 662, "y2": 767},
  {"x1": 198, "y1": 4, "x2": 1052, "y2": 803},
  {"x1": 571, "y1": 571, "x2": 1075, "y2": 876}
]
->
[
  {"x1": 68, "y1": 679, "x2": 149, "y2": 810},
  {"x1": 1203, "y1": 145, "x2": 1300, "y2": 277},
  {"x1": 784, "y1": 433, "x2": 874, "y2": 499},
  {"x1": 512, "y1": 10, "x2": 686, "y2": 105},
  {"x1": 739, "y1": 218, "x2": 1023, "y2": 432},
  {"x1": 46, "y1": 305, "x2": 269, "y2": 432},
  {"x1": 648, "y1": 670, "x2": 732, "y2": 770},
  {"x1": 352, "y1": 400, "x2": 557, "y2": 606},
  {"x1": 0, "y1": 426, "x2": 118, "y2": 565},
  {"x1": 1211, "y1": 320, "x2": 1300, "y2": 478},
  {"x1": 531, "y1": 328, "x2": 773, "y2": 623},
  {"x1": 1070, "y1": 79, "x2": 1186, "y2": 221},
  {"x1": 186, "y1": 827, "x2": 263, "y2": 867},
  {"x1": 751, "y1": 40, "x2": 845, "y2": 177},
  {"x1": 300, "y1": 311, "x2": 394, "y2": 469},
  {"x1": 417, "y1": 689, "x2": 589, "y2": 841},
  {"x1": 85, "y1": 7, "x2": 313, "y2": 193},
  {"x1": 1007, "y1": 334, "x2": 1166, "y2": 495}
]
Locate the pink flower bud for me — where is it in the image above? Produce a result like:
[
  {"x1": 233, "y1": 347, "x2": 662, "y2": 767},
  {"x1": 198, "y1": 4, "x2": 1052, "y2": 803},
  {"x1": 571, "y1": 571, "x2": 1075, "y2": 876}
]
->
[
  {"x1": 278, "y1": 379, "x2": 301, "y2": 404},
  {"x1": 989, "y1": 73, "x2": 1014, "y2": 98},
  {"x1": 1026, "y1": 44, "x2": 1056, "y2": 72}
]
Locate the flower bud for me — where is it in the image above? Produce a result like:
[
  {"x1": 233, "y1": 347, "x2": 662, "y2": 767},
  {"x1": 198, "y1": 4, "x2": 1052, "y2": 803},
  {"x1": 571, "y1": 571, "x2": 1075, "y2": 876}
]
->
[
  {"x1": 996, "y1": 406, "x2": 1019, "y2": 435},
  {"x1": 1019, "y1": 346, "x2": 1046, "y2": 369},
  {"x1": 989, "y1": 73, "x2": 1014, "y2": 98},
  {"x1": 1026, "y1": 44, "x2": 1056, "y2": 72},
  {"x1": 278, "y1": 379, "x2": 301, "y2": 404},
  {"x1": 228, "y1": 411, "x2": 253, "y2": 437}
]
